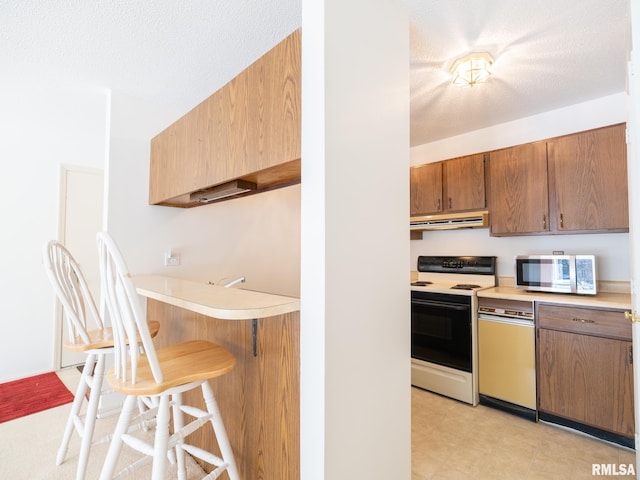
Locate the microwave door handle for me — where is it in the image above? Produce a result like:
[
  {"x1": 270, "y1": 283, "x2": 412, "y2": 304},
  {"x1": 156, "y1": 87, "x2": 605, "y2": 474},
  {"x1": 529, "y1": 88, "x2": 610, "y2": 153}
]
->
[{"x1": 569, "y1": 256, "x2": 577, "y2": 292}]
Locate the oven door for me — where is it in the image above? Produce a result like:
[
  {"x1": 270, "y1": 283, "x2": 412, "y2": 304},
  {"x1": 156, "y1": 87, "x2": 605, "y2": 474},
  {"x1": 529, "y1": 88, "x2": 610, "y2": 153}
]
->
[{"x1": 411, "y1": 291, "x2": 472, "y2": 372}]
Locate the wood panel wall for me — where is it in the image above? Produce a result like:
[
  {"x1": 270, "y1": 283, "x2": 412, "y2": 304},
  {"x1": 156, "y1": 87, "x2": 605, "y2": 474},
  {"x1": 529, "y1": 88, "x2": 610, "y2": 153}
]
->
[{"x1": 147, "y1": 299, "x2": 300, "y2": 479}]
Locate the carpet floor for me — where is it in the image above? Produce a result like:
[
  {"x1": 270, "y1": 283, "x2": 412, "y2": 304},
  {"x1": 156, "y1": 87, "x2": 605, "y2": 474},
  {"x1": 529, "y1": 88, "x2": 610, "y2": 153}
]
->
[{"x1": 0, "y1": 368, "x2": 207, "y2": 479}]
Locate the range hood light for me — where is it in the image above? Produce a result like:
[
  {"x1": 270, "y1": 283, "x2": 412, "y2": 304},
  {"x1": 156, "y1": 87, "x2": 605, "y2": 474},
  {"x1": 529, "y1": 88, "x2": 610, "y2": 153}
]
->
[{"x1": 190, "y1": 179, "x2": 257, "y2": 204}]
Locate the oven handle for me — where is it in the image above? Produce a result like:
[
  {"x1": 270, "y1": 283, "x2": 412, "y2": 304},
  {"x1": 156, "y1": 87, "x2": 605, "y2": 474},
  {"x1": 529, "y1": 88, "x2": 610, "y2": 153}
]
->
[{"x1": 411, "y1": 298, "x2": 469, "y2": 311}]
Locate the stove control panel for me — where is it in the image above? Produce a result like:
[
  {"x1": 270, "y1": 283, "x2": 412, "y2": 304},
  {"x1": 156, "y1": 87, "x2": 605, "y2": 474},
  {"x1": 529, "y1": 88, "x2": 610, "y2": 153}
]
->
[{"x1": 417, "y1": 256, "x2": 497, "y2": 275}]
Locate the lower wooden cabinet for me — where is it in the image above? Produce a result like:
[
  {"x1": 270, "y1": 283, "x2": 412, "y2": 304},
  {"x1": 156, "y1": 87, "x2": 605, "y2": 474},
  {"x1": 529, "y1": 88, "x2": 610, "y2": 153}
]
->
[{"x1": 537, "y1": 304, "x2": 634, "y2": 440}]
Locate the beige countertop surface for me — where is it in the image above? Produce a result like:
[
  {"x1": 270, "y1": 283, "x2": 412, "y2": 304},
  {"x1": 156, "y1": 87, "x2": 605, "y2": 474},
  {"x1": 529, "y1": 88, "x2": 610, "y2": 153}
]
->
[
  {"x1": 478, "y1": 286, "x2": 631, "y2": 310},
  {"x1": 133, "y1": 274, "x2": 300, "y2": 320}
]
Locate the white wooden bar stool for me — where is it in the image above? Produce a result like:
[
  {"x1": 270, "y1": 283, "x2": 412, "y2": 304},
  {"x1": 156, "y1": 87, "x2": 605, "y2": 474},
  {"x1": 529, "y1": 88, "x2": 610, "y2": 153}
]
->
[
  {"x1": 96, "y1": 232, "x2": 240, "y2": 480},
  {"x1": 43, "y1": 240, "x2": 160, "y2": 480}
]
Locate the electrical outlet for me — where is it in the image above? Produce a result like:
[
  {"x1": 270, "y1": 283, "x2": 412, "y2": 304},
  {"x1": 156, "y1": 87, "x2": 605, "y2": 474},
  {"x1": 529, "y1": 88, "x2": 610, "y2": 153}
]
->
[{"x1": 164, "y1": 249, "x2": 180, "y2": 266}]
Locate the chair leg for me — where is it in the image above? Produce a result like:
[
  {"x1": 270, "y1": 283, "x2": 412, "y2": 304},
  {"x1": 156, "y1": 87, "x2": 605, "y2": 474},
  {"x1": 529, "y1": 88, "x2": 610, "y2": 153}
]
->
[
  {"x1": 201, "y1": 381, "x2": 240, "y2": 480},
  {"x1": 57, "y1": 354, "x2": 95, "y2": 466},
  {"x1": 151, "y1": 395, "x2": 171, "y2": 480},
  {"x1": 75, "y1": 352, "x2": 107, "y2": 480},
  {"x1": 171, "y1": 392, "x2": 187, "y2": 480},
  {"x1": 99, "y1": 394, "x2": 137, "y2": 480}
]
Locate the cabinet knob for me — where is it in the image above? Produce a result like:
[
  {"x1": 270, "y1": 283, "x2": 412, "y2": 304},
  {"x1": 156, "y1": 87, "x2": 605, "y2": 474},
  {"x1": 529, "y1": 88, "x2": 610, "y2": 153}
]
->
[{"x1": 624, "y1": 311, "x2": 640, "y2": 323}]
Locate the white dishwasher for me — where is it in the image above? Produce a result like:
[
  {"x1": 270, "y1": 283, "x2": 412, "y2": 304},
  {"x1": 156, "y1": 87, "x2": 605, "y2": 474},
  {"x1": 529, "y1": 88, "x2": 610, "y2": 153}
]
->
[{"x1": 477, "y1": 297, "x2": 536, "y2": 421}]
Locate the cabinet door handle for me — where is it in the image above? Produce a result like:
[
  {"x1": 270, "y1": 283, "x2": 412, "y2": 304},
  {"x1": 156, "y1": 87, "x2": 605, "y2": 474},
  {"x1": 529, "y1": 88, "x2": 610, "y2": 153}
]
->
[
  {"x1": 560, "y1": 213, "x2": 564, "y2": 228},
  {"x1": 624, "y1": 311, "x2": 640, "y2": 323},
  {"x1": 543, "y1": 214, "x2": 547, "y2": 229},
  {"x1": 572, "y1": 317, "x2": 595, "y2": 324},
  {"x1": 629, "y1": 345, "x2": 633, "y2": 365},
  {"x1": 437, "y1": 199, "x2": 441, "y2": 211},
  {"x1": 448, "y1": 197, "x2": 452, "y2": 209}
]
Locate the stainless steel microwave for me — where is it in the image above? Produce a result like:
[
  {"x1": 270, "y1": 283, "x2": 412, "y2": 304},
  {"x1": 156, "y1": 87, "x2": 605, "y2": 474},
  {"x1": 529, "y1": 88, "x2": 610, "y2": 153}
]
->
[{"x1": 514, "y1": 255, "x2": 597, "y2": 295}]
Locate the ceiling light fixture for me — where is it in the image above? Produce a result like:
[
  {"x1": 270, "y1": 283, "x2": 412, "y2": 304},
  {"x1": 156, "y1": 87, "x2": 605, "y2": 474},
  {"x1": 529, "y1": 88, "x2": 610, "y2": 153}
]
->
[{"x1": 451, "y1": 52, "x2": 494, "y2": 87}]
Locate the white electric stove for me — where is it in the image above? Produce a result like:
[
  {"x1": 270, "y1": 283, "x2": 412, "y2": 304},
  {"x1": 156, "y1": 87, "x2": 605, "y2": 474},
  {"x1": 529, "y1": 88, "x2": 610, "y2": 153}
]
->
[{"x1": 410, "y1": 256, "x2": 497, "y2": 405}]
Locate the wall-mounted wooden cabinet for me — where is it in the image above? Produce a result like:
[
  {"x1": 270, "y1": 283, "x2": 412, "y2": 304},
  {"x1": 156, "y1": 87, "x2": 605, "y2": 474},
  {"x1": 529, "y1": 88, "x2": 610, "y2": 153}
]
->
[
  {"x1": 410, "y1": 153, "x2": 486, "y2": 216},
  {"x1": 488, "y1": 142, "x2": 549, "y2": 235},
  {"x1": 488, "y1": 123, "x2": 628, "y2": 236},
  {"x1": 547, "y1": 123, "x2": 628, "y2": 232},
  {"x1": 537, "y1": 303, "x2": 634, "y2": 444},
  {"x1": 149, "y1": 29, "x2": 301, "y2": 207},
  {"x1": 410, "y1": 162, "x2": 442, "y2": 216}
]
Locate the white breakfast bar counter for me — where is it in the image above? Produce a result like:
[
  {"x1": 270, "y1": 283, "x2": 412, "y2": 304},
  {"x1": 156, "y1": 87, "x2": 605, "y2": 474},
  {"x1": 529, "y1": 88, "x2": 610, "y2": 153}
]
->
[
  {"x1": 133, "y1": 274, "x2": 301, "y2": 320},
  {"x1": 132, "y1": 274, "x2": 301, "y2": 480}
]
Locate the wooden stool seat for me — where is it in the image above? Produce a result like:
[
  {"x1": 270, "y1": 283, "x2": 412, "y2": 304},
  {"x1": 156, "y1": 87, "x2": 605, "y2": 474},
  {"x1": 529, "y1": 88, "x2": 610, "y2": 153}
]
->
[{"x1": 106, "y1": 340, "x2": 235, "y2": 396}]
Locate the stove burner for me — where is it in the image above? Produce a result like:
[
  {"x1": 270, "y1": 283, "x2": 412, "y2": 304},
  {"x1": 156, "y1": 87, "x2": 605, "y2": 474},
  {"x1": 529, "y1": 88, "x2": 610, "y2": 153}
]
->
[
  {"x1": 411, "y1": 281, "x2": 432, "y2": 286},
  {"x1": 451, "y1": 284, "x2": 481, "y2": 290}
]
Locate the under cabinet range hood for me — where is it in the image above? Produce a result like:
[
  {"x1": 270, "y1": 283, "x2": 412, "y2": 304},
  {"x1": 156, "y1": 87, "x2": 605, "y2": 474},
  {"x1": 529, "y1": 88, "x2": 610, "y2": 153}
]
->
[
  {"x1": 190, "y1": 179, "x2": 257, "y2": 204},
  {"x1": 410, "y1": 211, "x2": 490, "y2": 231}
]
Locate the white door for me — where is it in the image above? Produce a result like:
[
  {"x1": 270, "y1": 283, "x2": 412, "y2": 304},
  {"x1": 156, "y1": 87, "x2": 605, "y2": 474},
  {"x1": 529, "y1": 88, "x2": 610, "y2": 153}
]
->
[{"x1": 58, "y1": 166, "x2": 104, "y2": 368}]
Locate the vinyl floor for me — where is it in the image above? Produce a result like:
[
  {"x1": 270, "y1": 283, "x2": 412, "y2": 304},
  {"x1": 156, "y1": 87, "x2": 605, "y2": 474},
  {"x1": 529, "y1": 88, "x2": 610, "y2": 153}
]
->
[{"x1": 411, "y1": 387, "x2": 636, "y2": 479}]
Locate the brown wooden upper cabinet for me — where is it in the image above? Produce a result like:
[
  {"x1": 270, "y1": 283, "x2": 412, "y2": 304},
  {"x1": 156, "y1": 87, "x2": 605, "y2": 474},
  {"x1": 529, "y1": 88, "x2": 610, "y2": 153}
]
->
[
  {"x1": 410, "y1": 153, "x2": 486, "y2": 216},
  {"x1": 488, "y1": 123, "x2": 628, "y2": 236},
  {"x1": 488, "y1": 142, "x2": 549, "y2": 235},
  {"x1": 547, "y1": 123, "x2": 628, "y2": 232},
  {"x1": 149, "y1": 29, "x2": 301, "y2": 207},
  {"x1": 410, "y1": 162, "x2": 442, "y2": 215}
]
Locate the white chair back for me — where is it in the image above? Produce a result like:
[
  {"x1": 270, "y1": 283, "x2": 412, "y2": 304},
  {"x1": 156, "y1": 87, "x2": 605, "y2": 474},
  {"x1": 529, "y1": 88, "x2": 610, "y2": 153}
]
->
[
  {"x1": 96, "y1": 232, "x2": 162, "y2": 385},
  {"x1": 42, "y1": 240, "x2": 102, "y2": 346}
]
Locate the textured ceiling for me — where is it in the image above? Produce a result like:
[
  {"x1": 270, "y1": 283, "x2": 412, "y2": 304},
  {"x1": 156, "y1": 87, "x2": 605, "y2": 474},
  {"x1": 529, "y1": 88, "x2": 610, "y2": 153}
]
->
[
  {"x1": 1, "y1": 1, "x2": 630, "y2": 147},
  {"x1": 1, "y1": 0, "x2": 301, "y2": 132},
  {"x1": 407, "y1": 0, "x2": 630, "y2": 145}
]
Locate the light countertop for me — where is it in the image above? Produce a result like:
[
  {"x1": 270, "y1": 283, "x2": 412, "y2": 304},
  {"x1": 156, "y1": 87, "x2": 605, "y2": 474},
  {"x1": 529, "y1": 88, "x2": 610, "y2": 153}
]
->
[
  {"x1": 133, "y1": 275, "x2": 300, "y2": 320},
  {"x1": 478, "y1": 286, "x2": 631, "y2": 310}
]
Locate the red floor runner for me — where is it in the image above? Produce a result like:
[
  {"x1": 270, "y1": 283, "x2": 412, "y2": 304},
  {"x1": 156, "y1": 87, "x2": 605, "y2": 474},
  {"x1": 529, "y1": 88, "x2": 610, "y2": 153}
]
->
[{"x1": 0, "y1": 372, "x2": 74, "y2": 423}]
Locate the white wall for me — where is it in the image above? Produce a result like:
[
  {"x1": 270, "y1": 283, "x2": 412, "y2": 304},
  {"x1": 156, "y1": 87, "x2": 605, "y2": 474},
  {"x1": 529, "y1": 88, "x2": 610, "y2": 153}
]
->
[
  {"x1": 301, "y1": 0, "x2": 411, "y2": 478},
  {"x1": 0, "y1": 83, "x2": 109, "y2": 382},
  {"x1": 410, "y1": 93, "x2": 631, "y2": 283}
]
